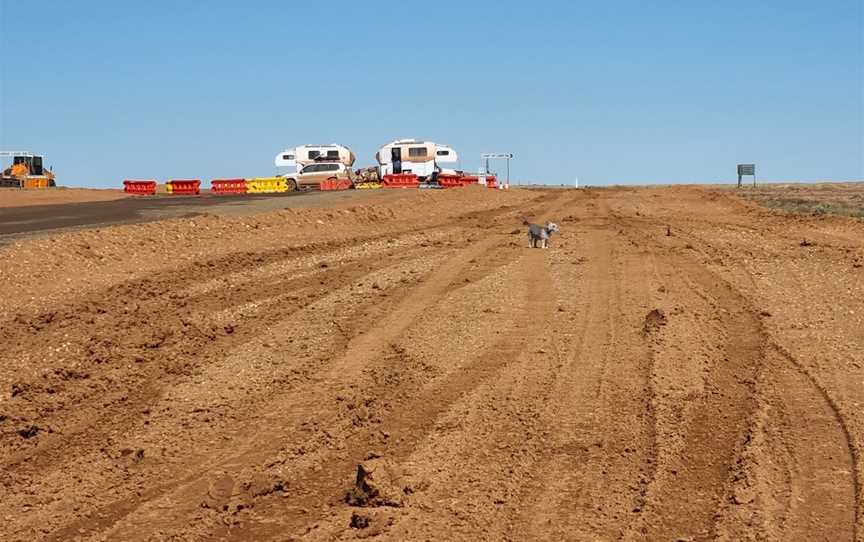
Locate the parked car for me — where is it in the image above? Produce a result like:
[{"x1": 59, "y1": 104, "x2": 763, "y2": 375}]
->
[{"x1": 282, "y1": 162, "x2": 353, "y2": 190}]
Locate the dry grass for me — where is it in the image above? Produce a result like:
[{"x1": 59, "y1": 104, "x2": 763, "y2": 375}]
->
[{"x1": 733, "y1": 182, "x2": 864, "y2": 218}]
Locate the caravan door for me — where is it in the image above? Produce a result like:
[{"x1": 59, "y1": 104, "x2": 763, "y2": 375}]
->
[{"x1": 391, "y1": 147, "x2": 402, "y2": 174}]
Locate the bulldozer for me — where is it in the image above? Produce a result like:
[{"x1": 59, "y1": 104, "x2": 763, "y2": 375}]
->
[{"x1": 1, "y1": 151, "x2": 56, "y2": 188}]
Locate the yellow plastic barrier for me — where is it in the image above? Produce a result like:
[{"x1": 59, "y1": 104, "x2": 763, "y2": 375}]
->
[
  {"x1": 246, "y1": 177, "x2": 288, "y2": 193},
  {"x1": 354, "y1": 182, "x2": 382, "y2": 190}
]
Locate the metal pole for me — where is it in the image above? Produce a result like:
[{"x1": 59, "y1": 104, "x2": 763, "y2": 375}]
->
[{"x1": 506, "y1": 157, "x2": 510, "y2": 188}]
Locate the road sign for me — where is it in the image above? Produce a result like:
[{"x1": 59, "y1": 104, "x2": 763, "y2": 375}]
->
[{"x1": 737, "y1": 164, "x2": 756, "y2": 187}]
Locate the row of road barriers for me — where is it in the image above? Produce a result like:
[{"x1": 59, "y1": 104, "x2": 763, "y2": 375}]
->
[{"x1": 123, "y1": 174, "x2": 501, "y2": 196}]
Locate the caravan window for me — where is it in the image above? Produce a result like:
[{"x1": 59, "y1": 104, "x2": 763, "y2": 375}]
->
[
  {"x1": 282, "y1": 154, "x2": 294, "y2": 160},
  {"x1": 408, "y1": 147, "x2": 428, "y2": 157},
  {"x1": 326, "y1": 150, "x2": 339, "y2": 159},
  {"x1": 436, "y1": 150, "x2": 450, "y2": 156},
  {"x1": 308, "y1": 150, "x2": 321, "y2": 159}
]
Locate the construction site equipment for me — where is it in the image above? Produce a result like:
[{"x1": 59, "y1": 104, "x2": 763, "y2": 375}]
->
[
  {"x1": 247, "y1": 177, "x2": 288, "y2": 194},
  {"x1": 381, "y1": 173, "x2": 419, "y2": 188},
  {"x1": 211, "y1": 179, "x2": 247, "y2": 194},
  {"x1": 123, "y1": 180, "x2": 157, "y2": 195},
  {"x1": 166, "y1": 179, "x2": 201, "y2": 195},
  {"x1": 1, "y1": 151, "x2": 56, "y2": 188}
]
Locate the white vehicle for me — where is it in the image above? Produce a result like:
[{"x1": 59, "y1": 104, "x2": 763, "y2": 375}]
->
[
  {"x1": 274, "y1": 144, "x2": 356, "y2": 171},
  {"x1": 375, "y1": 139, "x2": 458, "y2": 179}
]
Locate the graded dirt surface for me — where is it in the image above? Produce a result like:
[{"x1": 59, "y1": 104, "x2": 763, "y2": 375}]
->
[
  {"x1": 0, "y1": 185, "x2": 861, "y2": 541},
  {"x1": 0, "y1": 187, "x2": 130, "y2": 208},
  {"x1": 0, "y1": 190, "x2": 395, "y2": 238}
]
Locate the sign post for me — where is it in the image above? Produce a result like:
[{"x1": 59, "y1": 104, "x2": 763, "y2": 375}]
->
[
  {"x1": 481, "y1": 153, "x2": 514, "y2": 189},
  {"x1": 737, "y1": 164, "x2": 756, "y2": 188}
]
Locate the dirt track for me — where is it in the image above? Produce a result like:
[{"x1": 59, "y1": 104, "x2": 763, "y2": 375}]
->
[{"x1": 1, "y1": 186, "x2": 862, "y2": 541}]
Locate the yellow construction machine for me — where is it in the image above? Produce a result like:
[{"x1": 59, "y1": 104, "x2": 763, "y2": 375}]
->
[{"x1": 1, "y1": 151, "x2": 56, "y2": 188}]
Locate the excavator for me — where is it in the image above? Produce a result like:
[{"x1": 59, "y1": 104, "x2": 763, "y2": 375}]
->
[{"x1": 1, "y1": 151, "x2": 56, "y2": 188}]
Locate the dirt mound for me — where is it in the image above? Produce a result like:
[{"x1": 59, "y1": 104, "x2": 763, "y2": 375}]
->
[
  {"x1": 345, "y1": 457, "x2": 409, "y2": 508},
  {"x1": 642, "y1": 308, "x2": 667, "y2": 333}
]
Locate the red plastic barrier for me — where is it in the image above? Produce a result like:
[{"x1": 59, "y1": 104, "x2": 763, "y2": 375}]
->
[
  {"x1": 438, "y1": 174, "x2": 499, "y2": 189},
  {"x1": 123, "y1": 180, "x2": 157, "y2": 195},
  {"x1": 437, "y1": 174, "x2": 464, "y2": 188},
  {"x1": 381, "y1": 173, "x2": 419, "y2": 188},
  {"x1": 211, "y1": 178, "x2": 247, "y2": 194},
  {"x1": 167, "y1": 179, "x2": 201, "y2": 195},
  {"x1": 320, "y1": 178, "x2": 353, "y2": 191}
]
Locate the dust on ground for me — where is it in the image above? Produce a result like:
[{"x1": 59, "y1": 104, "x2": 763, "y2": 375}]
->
[{"x1": 0, "y1": 185, "x2": 861, "y2": 541}]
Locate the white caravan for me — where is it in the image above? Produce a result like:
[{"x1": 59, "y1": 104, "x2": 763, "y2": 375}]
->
[
  {"x1": 375, "y1": 139, "x2": 458, "y2": 179},
  {"x1": 274, "y1": 144, "x2": 356, "y2": 171}
]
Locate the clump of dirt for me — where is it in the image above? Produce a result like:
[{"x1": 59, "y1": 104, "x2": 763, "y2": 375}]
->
[
  {"x1": 345, "y1": 457, "x2": 408, "y2": 507},
  {"x1": 18, "y1": 425, "x2": 40, "y2": 439},
  {"x1": 642, "y1": 309, "x2": 667, "y2": 334},
  {"x1": 350, "y1": 511, "x2": 371, "y2": 529}
]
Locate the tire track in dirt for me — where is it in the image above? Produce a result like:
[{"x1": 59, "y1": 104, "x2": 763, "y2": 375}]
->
[
  {"x1": 9, "y1": 189, "x2": 561, "y2": 541},
  {"x1": 48, "y1": 233, "x2": 526, "y2": 541},
  {"x1": 296, "y1": 226, "x2": 562, "y2": 541},
  {"x1": 5, "y1": 248, "x2": 452, "y2": 541},
  {"x1": 603, "y1": 215, "x2": 764, "y2": 541},
  {"x1": 239, "y1": 247, "x2": 558, "y2": 540},
  {"x1": 623, "y1": 209, "x2": 861, "y2": 540},
  {"x1": 142, "y1": 193, "x2": 572, "y2": 539},
  {"x1": 506, "y1": 214, "x2": 659, "y2": 541}
]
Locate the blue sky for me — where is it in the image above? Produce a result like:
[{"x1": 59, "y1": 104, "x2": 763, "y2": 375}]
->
[{"x1": 1, "y1": 0, "x2": 862, "y2": 187}]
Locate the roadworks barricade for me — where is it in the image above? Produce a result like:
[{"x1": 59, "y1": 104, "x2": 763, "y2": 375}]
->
[
  {"x1": 319, "y1": 178, "x2": 353, "y2": 191},
  {"x1": 439, "y1": 175, "x2": 499, "y2": 189},
  {"x1": 437, "y1": 175, "x2": 464, "y2": 188},
  {"x1": 211, "y1": 178, "x2": 247, "y2": 195},
  {"x1": 166, "y1": 179, "x2": 201, "y2": 195},
  {"x1": 354, "y1": 182, "x2": 382, "y2": 190},
  {"x1": 381, "y1": 173, "x2": 419, "y2": 188},
  {"x1": 246, "y1": 177, "x2": 287, "y2": 194},
  {"x1": 123, "y1": 180, "x2": 157, "y2": 195}
]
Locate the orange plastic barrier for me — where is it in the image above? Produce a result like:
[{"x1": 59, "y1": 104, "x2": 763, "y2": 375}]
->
[
  {"x1": 320, "y1": 178, "x2": 353, "y2": 191},
  {"x1": 166, "y1": 179, "x2": 201, "y2": 195},
  {"x1": 211, "y1": 178, "x2": 247, "y2": 194},
  {"x1": 123, "y1": 180, "x2": 157, "y2": 195},
  {"x1": 381, "y1": 173, "x2": 419, "y2": 188}
]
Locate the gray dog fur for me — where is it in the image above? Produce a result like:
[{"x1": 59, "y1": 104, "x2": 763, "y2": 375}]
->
[{"x1": 524, "y1": 221, "x2": 559, "y2": 248}]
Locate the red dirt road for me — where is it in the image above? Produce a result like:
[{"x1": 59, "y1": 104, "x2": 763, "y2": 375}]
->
[{"x1": 0, "y1": 186, "x2": 861, "y2": 541}]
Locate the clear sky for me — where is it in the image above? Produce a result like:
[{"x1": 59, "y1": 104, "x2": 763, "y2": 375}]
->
[{"x1": 1, "y1": 0, "x2": 862, "y2": 187}]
